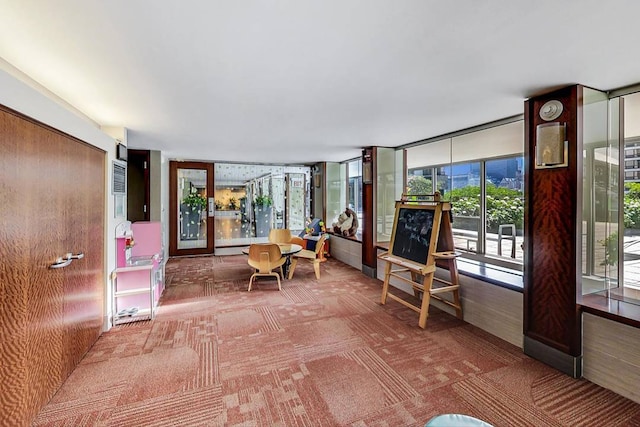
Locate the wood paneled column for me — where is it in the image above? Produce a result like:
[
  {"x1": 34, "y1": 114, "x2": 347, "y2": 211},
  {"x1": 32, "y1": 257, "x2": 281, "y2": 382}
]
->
[
  {"x1": 523, "y1": 85, "x2": 583, "y2": 377},
  {"x1": 361, "y1": 148, "x2": 376, "y2": 277}
]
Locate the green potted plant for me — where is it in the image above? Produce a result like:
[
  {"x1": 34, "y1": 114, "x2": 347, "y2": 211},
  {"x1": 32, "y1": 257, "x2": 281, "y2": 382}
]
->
[
  {"x1": 183, "y1": 193, "x2": 207, "y2": 211},
  {"x1": 253, "y1": 194, "x2": 273, "y2": 237},
  {"x1": 229, "y1": 197, "x2": 238, "y2": 210},
  {"x1": 254, "y1": 194, "x2": 273, "y2": 207},
  {"x1": 181, "y1": 192, "x2": 206, "y2": 240}
]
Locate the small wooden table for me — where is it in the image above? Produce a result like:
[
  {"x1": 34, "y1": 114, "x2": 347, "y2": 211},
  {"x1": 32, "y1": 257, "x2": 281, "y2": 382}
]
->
[{"x1": 242, "y1": 243, "x2": 302, "y2": 278}]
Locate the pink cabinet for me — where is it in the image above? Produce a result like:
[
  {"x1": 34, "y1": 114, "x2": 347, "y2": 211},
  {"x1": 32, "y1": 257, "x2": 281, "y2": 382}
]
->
[
  {"x1": 131, "y1": 221, "x2": 162, "y2": 258},
  {"x1": 112, "y1": 221, "x2": 165, "y2": 325}
]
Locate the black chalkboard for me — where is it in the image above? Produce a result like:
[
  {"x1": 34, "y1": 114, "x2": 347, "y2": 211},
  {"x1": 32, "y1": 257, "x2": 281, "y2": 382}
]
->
[{"x1": 390, "y1": 204, "x2": 436, "y2": 265}]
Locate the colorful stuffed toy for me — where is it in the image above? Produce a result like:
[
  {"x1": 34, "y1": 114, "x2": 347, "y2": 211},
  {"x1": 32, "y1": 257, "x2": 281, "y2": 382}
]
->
[{"x1": 332, "y1": 208, "x2": 358, "y2": 237}]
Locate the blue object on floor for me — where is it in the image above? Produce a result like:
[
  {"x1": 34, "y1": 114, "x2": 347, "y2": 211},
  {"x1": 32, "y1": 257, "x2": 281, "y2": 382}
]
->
[{"x1": 425, "y1": 414, "x2": 493, "y2": 427}]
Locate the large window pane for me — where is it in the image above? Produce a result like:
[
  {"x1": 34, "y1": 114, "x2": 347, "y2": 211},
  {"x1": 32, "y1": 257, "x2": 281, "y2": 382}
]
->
[
  {"x1": 347, "y1": 159, "x2": 363, "y2": 237},
  {"x1": 376, "y1": 147, "x2": 400, "y2": 243},
  {"x1": 404, "y1": 121, "x2": 524, "y2": 269},
  {"x1": 485, "y1": 157, "x2": 524, "y2": 260},
  {"x1": 407, "y1": 169, "x2": 433, "y2": 195},
  {"x1": 448, "y1": 162, "x2": 481, "y2": 253},
  {"x1": 326, "y1": 162, "x2": 346, "y2": 228},
  {"x1": 214, "y1": 163, "x2": 309, "y2": 248},
  {"x1": 621, "y1": 91, "x2": 640, "y2": 304},
  {"x1": 581, "y1": 89, "x2": 618, "y2": 299}
]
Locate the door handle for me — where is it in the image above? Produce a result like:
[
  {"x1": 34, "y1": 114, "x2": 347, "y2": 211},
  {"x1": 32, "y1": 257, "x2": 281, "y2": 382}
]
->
[
  {"x1": 50, "y1": 256, "x2": 72, "y2": 269},
  {"x1": 49, "y1": 252, "x2": 84, "y2": 269}
]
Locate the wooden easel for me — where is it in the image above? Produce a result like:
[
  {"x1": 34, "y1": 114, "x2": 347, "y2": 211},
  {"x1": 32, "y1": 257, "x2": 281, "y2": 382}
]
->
[{"x1": 378, "y1": 193, "x2": 462, "y2": 328}]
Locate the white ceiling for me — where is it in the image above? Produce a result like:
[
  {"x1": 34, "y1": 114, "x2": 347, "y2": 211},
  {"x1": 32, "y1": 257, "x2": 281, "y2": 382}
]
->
[{"x1": 1, "y1": 1, "x2": 639, "y2": 165}]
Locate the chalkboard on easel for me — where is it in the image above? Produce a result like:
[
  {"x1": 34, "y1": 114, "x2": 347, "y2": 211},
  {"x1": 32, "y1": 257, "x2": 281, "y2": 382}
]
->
[
  {"x1": 378, "y1": 196, "x2": 460, "y2": 329},
  {"x1": 389, "y1": 203, "x2": 438, "y2": 265}
]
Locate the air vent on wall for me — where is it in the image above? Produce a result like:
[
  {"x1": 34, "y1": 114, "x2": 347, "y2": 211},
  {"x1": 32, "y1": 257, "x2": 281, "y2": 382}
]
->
[{"x1": 112, "y1": 161, "x2": 126, "y2": 194}]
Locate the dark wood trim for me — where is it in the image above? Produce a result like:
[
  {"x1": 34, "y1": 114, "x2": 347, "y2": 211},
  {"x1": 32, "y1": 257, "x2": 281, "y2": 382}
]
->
[
  {"x1": 580, "y1": 295, "x2": 640, "y2": 328},
  {"x1": 362, "y1": 148, "x2": 376, "y2": 268},
  {"x1": 322, "y1": 162, "x2": 327, "y2": 222},
  {"x1": 127, "y1": 149, "x2": 150, "y2": 222},
  {"x1": 169, "y1": 161, "x2": 215, "y2": 256}
]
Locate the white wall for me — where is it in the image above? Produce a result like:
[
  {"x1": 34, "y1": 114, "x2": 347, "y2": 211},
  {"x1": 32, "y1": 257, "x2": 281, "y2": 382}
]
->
[{"x1": 0, "y1": 62, "x2": 122, "y2": 331}]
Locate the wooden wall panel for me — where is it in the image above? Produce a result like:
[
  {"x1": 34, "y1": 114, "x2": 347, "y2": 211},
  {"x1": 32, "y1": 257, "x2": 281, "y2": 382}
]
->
[
  {"x1": 524, "y1": 85, "x2": 582, "y2": 356},
  {"x1": 0, "y1": 105, "x2": 104, "y2": 426},
  {"x1": 362, "y1": 148, "x2": 375, "y2": 271}
]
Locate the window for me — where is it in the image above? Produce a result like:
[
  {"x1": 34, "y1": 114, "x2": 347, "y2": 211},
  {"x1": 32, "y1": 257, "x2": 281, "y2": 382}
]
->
[
  {"x1": 325, "y1": 162, "x2": 346, "y2": 231},
  {"x1": 406, "y1": 121, "x2": 524, "y2": 269},
  {"x1": 376, "y1": 147, "x2": 404, "y2": 243},
  {"x1": 589, "y1": 90, "x2": 640, "y2": 307},
  {"x1": 325, "y1": 158, "x2": 363, "y2": 240},
  {"x1": 347, "y1": 159, "x2": 363, "y2": 237}
]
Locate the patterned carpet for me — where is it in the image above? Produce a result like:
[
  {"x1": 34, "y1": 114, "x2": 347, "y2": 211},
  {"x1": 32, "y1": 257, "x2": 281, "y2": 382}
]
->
[{"x1": 34, "y1": 255, "x2": 640, "y2": 426}]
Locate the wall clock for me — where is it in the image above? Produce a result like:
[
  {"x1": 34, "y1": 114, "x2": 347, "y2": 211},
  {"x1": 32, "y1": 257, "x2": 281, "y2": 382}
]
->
[{"x1": 539, "y1": 100, "x2": 563, "y2": 121}]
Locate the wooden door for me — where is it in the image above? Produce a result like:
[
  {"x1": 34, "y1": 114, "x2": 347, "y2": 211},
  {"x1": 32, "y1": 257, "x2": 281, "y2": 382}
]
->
[
  {"x1": 0, "y1": 105, "x2": 105, "y2": 425},
  {"x1": 127, "y1": 149, "x2": 150, "y2": 222},
  {"x1": 169, "y1": 161, "x2": 215, "y2": 256}
]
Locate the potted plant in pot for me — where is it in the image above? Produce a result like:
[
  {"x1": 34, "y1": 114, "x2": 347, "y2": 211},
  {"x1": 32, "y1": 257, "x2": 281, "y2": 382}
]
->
[
  {"x1": 228, "y1": 197, "x2": 238, "y2": 210},
  {"x1": 253, "y1": 194, "x2": 273, "y2": 237},
  {"x1": 181, "y1": 192, "x2": 206, "y2": 240}
]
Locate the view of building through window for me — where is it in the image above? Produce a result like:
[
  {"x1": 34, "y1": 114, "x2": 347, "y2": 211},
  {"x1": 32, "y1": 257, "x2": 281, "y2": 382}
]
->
[{"x1": 621, "y1": 91, "x2": 640, "y2": 304}]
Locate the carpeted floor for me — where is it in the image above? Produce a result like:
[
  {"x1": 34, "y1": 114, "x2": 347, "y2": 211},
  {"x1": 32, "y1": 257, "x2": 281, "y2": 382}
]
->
[{"x1": 34, "y1": 255, "x2": 640, "y2": 426}]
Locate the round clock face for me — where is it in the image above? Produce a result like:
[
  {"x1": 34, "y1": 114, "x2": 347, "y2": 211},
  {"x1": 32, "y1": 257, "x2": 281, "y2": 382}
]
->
[{"x1": 540, "y1": 100, "x2": 563, "y2": 121}]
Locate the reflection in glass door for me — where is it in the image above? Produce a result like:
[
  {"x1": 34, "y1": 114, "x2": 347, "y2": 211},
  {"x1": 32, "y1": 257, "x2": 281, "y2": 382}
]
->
[
  {"x1": 169, "y1": 161, "x2": 214, "y2": 256},
  {"x1": 580, "y1": 88, "x2": 617, "y2": 297},
  {"x1": 213, "y1": 163, "x2": 310, "y2": 251},
  {"x1": 286, "y1": 173, "x2": 307, "y2": 230}
]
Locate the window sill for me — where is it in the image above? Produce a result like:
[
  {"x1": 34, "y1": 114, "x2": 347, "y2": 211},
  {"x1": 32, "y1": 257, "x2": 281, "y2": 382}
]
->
[
  {"x1": 456, "y1": 258, "x2": 523, "y2": 292},
  {"x1": 376, "y1": 243, "x2": 523, "y2": 292},
  {"x1": 579, "y1": 293, "x2": 640, "y2": 328},
  {"x1": 327, "y1": 230, "x2": 362, "y2": 243}
]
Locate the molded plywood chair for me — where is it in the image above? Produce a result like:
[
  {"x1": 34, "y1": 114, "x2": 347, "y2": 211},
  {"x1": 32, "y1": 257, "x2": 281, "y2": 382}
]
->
[
  {"x1": 290, "y1": 235, "x2": 306, "y2": 248},
  {"x1": 269, "y1": 228, "x2": 306, "y2": 248},
  {"x1": 247, "y1": 243, "x2": 286, "y2": 291},
  {"x1": 268, "y1": 228, "x2": 293, "y2": 244},
  {"x1": 288, "y1": 234, "x2": 326, "y2": 280}
]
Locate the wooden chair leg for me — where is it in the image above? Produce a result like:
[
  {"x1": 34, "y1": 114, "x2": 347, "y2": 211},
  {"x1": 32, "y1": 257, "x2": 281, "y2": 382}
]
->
[
  {"x1": 248, "y1": 274, "x2": 255, "y2": 292},
  {"x1": 313, "y1": 259, "x2": 320, "y2": 279},
  {"x1": 288, "y1": 258, "x2": 298, "y2": 280},
  {"x1": 274, "y1": 273, "x2": 282, "y2": 291}
]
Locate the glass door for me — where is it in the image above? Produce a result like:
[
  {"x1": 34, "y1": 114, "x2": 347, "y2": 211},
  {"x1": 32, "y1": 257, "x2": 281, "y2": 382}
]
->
[
  {"x1": 286, "y1": 173, "x2": 307, "y2": 232},
  {"x1": 169, "y1": 161, "x2": 214, "y2": 256},
  {"x1": 580, "y1": 88, "x2": 618, "y2": 296}
]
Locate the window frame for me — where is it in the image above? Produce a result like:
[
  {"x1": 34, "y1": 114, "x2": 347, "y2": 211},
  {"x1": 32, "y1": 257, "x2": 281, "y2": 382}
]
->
[{"x1": 408, "y1": 154, "x2": 524, "y2": 271}]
